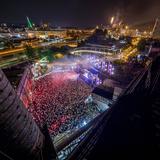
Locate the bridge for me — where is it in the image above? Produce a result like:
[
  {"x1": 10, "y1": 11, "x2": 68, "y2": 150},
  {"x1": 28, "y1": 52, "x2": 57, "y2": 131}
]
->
[{"x1": 70, "y1": 46, "x2": 117, "y2": 55}]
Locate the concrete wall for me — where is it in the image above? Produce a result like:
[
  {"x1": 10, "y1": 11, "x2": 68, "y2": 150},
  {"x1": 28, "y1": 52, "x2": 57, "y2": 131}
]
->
[{"x1": 0, "y1": 69, "x2": 44, "y2": 160}]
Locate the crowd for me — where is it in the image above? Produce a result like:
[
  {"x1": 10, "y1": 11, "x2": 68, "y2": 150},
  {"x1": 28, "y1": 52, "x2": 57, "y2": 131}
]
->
[{"x1": 28, "y1": 71, "x2": 100, "y2": 136}]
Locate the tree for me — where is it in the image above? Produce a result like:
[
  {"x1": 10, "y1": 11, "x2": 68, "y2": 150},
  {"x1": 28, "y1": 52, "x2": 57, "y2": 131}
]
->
[
  {"x1": 137, "y1": 39, "x2": 146, "y2": 52},
  {"x1": 39, "y1": 49, "x2": 55, "y2": 62},
  {"x1": 4, "y1": 40, "x2": 14, "y2": 49},
  {"x1": 25, "y1": 44, "x2": 35, "y2": 60}
]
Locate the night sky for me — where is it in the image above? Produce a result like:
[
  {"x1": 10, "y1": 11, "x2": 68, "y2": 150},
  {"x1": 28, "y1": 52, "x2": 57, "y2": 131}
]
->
[{"x1": 0, "y1": 0, "x2": 160, "y2": 27}]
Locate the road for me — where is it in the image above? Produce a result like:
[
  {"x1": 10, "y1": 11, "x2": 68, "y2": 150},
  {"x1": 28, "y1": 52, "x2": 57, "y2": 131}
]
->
[
  {"x1": 0, "y1": 41, "x2": 78, "y2": 68},
  {"x1": 121, "y1": 47, "x2": 138, "y2": 61},
  {"x1": 0, "y1": 41, "x2": 78, "y2": 57},
  {"x1": 120, "y1": 38, "x2": 141, "y2": 62},
  {"x1": 0, "y1": 48, "x2": 25, "y2": 56}
]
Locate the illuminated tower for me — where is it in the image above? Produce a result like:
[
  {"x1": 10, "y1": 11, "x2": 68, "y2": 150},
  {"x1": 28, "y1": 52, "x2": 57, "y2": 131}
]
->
[
  {"x1": 27, "y1": 16, "x2": 33, "y2": 29},
  {"x1": 0, "y1": 69, "x2": 56, "y2": 160}
]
